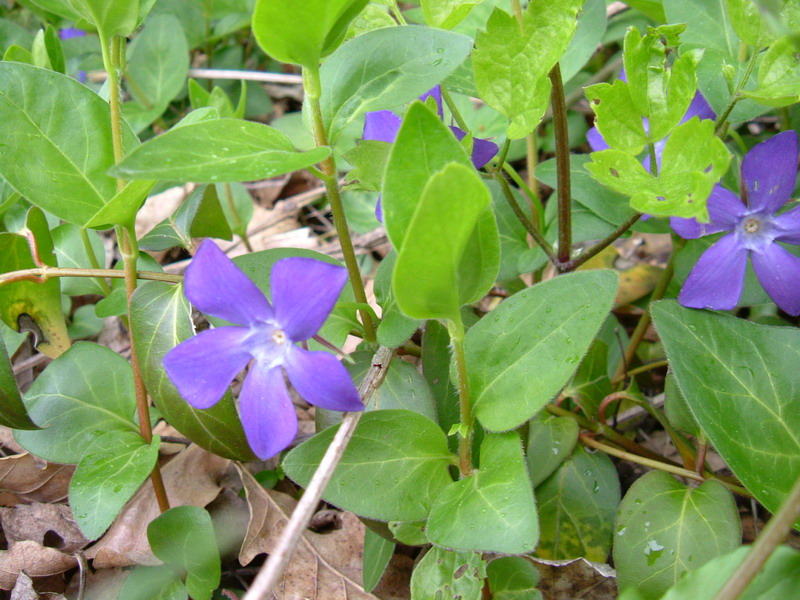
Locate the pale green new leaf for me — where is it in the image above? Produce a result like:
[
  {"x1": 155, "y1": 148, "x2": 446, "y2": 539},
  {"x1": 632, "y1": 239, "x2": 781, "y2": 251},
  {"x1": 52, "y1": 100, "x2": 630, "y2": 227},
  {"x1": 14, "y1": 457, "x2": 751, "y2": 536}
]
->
[
  {"x1": 742, "y1": 35, "x2": 800, "y2": 107},
  {"x1": 585, "y1": 80, "x2": 648, "y2": 154},
  {"x1": 725, "y1": 0, "x2": 774, "y2": 47},
  {"x1": 421, "y1": 0, "x2": 480, "y2": 29},
  {"x1": 68, "y1": 0, "x2": 139, "y2": 37},
  {"x1": 473, "y1": 0, "x2": 583, "y2": 139}
]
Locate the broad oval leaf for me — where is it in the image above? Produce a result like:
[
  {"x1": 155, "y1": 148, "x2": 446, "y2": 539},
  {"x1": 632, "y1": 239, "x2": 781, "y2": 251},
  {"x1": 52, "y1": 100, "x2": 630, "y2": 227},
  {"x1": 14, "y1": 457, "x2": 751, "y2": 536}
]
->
[
  {"x1": 0, "y1": 335, "x2": 39, "y2": 430},
  {"x1": 427, "y1": 432, "x2": 538, "y2": 554},
  {"x1": 130, "y1": 281, "x2": 254, "y2": 461},
  {"x1": 536, "y1": 444, "x2": 620, "y2": 562},
  {"x1": 410, "y1": 547, "x2": 486, "y2": 600},
  {"x1": 0, "y1": 62, "x2": 138, "y2": 225},
  {"x1": 318, "y1": 25, "x2": 472, "y2": 142},
  {"x1": 614, "y1": 471, "x2": 741, "y2": 600},
  {"x1": 652, "y1": 300, "x2": 800, "y2": 520},
  {"x1": 113, "y1": 119, "x2": 331, "y2": 183},
  {"x1": 526, "y1": 412, "x2": 579, "y2": 488},
  {"x1": 14, "y1": 342, "x2": 139, "y2": 463},
  {"x1": 466, "y1": 270, "x2": 618, "y2": 432},
  {"x1": 283, "y1": 409, "x2": 456, "y2": 522},
  {"x1": 70, "y1": 431, "x2": 160, "y2": 540}
]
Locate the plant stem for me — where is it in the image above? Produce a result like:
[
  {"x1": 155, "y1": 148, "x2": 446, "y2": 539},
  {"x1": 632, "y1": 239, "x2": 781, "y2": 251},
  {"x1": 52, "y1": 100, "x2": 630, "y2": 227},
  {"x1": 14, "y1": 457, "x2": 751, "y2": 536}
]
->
[
  {"x1": 0, "y1": 266, "x2": 182, "y2": 286},
  {"x1": 559, "y1": 212, "x2": 643, "y2": 273},
  {"x1": 78, "y1": 228, "x2": 112, "y2": 295},
  {"x1": 712, "y1": 474, "x2": 800, "y2": 600},
  {"x1": 495, "y1": 171, "x2": 557, "y2": 264},
  {"x1": 223, "y1": 183, "x2": 254, "y2": 252},
  {"x1": 511, "y1": 0, "x2": 524, "y2": 32},
  {"x1": 441, "y1": 86, "x2": 469, "y2": 131},
  {"x1": 714, "y1": 46, "x2": 759, "y2": 134},
  {"x1": 549, "y1": 63, "x2": 572, "y2": 265},
  {"x1": 502, "y1": 162, "x2": 544, "y2": 230},
  {"x1": 449, "y1": 318, "x2": 473, "y2": 477},
  {"x1": 304, "y1": 67, "x2": 376, "y2": 343},
  {"x1": 526, "y1": 132, "x2": 540, "y2": 213},
  {"x1": 103, "y1": 34, "x2": 169, "y2": 513},
  {"x1": 242, "y1": 346, "x2": 395, "y2": 600},
  {"x1": 610, "y1": 359, "x2": 668, "y2": 385},
  {"x1": 389, "y1": 0, "x2": 407, "y2": 25},
  {"x1": 648, "y1": 143, "x2": 659, "y2": 177}
]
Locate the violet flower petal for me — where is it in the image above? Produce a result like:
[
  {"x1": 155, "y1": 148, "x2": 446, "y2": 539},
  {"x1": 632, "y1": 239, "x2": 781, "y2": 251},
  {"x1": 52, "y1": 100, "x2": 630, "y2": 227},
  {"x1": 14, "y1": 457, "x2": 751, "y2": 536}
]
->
[
  {"x1": 678, "y1": 233, "x2": 748, "y2": 310},
  {"x1": 450, "y1": 127, "x2": 499, "y2": 169},
  {"x1": 773, "y1": 204, "x2": 800, "y2": 244},
  {"x1": 163, "y1": 326, "x2": 252, "y2": 409},
  {"x1": 283, "y1": 346, "x2": 363, "y2": 411},
  {"x1": 271, "y1": 257, "x2": 348, "y2": 341},
  {"x1": 670, "y1": 185, "x2": 745, "y2": 239},
  {"x1": 742, "y1": 130, "x2": 798, "y2": 215},
  {"x1": 185, "y1": 240, "x2": 273, "y2": 325},
  {"x1": 363, "y1": 110, "x2": 402, "y2": 143},
  {"x1": 587, "y1": 126, "x2": 610, "y2": 152},
  {"x1": 681, "y1": 93, "x2": 715, "y2": 123},
  {"x1": 420, "y1": 85, "x2": 444, "y2": 119},
  {"x1": 238, "y1": 362, "x2": 298, "y2": 459},
  {"x1": 58, "y1": 27, "x2": 86, "y2": 40},
  {"x1": 750, "y1": 243, "x2": 800, "y2": 316}
]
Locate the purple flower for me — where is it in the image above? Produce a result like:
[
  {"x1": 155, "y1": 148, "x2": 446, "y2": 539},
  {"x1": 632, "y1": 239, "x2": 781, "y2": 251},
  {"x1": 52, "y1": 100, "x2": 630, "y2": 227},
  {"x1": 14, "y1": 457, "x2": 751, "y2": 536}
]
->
[
  {"x1": 58, "y1": 27, "x2": 86, "y2": 40},
  {"x1": 676, "y1": 131, "x2": 800, "y2": 316},
  {"x1": 163, "y1": 240, "x2": 363, "y2": 459},
  {"x1": 364, "y1": 85, "x2": 499, "y2": 220}
]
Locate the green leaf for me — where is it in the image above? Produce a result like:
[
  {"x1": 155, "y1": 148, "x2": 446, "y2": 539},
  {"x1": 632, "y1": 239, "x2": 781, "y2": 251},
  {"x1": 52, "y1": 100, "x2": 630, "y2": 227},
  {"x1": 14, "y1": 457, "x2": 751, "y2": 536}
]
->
[
  {"x1": 0, "y1": 62, "x2": 138, "y2": 226},
  {"x1": 652, "y1": 300, "x2": 800, "y2": 521},
  {"x1": 119, "y1": 565, "x2": 187, "y2": 600},
  {"x1": 113, "y1": 119, "x2": 331, "y2": 183},
  {"x1": 695, "y1": 50, "x2": 768, "y2": 123},
  {"x1": 422, "y1": 319, "x2": 460, "y2": 445},
  {"x1": 373, "y1": 251, "x2": 421, "y2": 348},
  {"x1": 67, "y1": 304, "x2": 104, "y2": 340},
  {"x1": 130, "y1": 282, "x2": 255, "y2": 461},
  {"x1": 487, "y1": 556, "x2": 542, "y2": 600},
  {"x1": 410, "y1": 547, "x2": 486, "y2": 600},
  {"x1": 393, "y1": 163, "x2": 495, "y2": 321},
  {"x1": 42, "y1": 25, "x2": 66, "y2": 73},
  {"x1": 585, "y1": 80, "x2": 649, "y2": 155},
  {"x1": 388, "y1": 520, "x2": 428, "y2": 546},
  {"x1": 383, "y1": 101, "x2": 472, "y2": 249},
  {"x1": 148, "y1": 506, "x2": 221, "y2": 600},
  {"x1": 363, "y1": 528, "x2": 394, "y2": 593},
  {"x1": 252, "y1": 0, "x2": 368, "y2": 69},
  {"x1": 473, "y1": 0, "x2": 583, "y2": 139},
  {"x1": 526, "y1": 412, "x2": 579, "y2": 488},
  {"x1": 427, "y1": 432, "x2": 538, "y2": 553},
  {"x1": 663, "y1": 372, "x2": 700, "y2": 436},
  {"x1": 216, "y1": 182, "x2": 254, "y2": 239},
  {"x1": 560, "y1": 0, "x2": 607, "y2": 82},
  {"x1": 84, "y1": 180, "x2": 158, "y2": 230},
  {"x1": 185, "y1": 185, "x2": 233, "y2": 241},
  {"x1": 14, "y1": 342, "x2": 138, "y2": 463},
  {"x1": 70, "y1": 431, "x2": 160, "y2": 540},
  {"x1": 726, "y1": 0, "x2": 774, "y2": 47},
  {"x1": 0, "y1": 335, "x2": 39, "y2": 430},
  {"x1": 51, "y1": 224, "x2": 107, "y2": 296},
  {"x1": 535, "y1": 444, "x2": 620, "y2": 562},
  {"x1": 421, "y1": 0, "x2": 480, "y2": 29},
  {"x1": 742, "y1": 35, "x2": 800, "y2": 107},
  {"x1": 3, "y1": 44, "x2": 34, "y2": 64},
  {"x1": 343, "y1": 140, "x2": 392, "y2": 192},
  {"x1": 664, "y1": 0, "x2": 739, "y2": 61},
  {"x1": 68, "y1": 0, "x2": 139, "y2": 37},
  {"x1": 490, "y1": 180, "x2": 545, "y2": 281},
  {"x1": 660, "y1": 546, "x2": 800, "y2": 600},
  {"x1": 0, "y1": 208, "x2": 70, "y2": 358},
  {"x1": 587, "y1": 118, "x2": 730, "y2": 220},
  {"x1": 283, "y1": 410, "x2": 456, "y2": 522},
  {"x1": 318, "y1": 26, "x2": 472, "y2": 143},
  {"x1": 613, "y1": 471, "x2": 741, "y2": 600},
  {"x1": 466, "y1": 270, "x2": 618, "y2": 432}
]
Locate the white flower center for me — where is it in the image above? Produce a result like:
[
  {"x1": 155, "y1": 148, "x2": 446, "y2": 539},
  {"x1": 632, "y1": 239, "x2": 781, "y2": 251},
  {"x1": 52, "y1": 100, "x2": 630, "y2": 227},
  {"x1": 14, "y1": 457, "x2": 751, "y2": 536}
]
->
[
  {"x1": 271, "y1": 329, "x2": 287, "y2": 345},
  {"x1": 743, "y1": 218, "x2": 761, "y2": 233}
]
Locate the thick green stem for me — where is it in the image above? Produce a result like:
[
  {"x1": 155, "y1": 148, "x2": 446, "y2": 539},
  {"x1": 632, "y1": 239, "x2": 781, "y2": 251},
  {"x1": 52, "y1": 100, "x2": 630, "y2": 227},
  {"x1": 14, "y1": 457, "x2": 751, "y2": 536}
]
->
[
  {"x1": 495, "y1": 170, "x2": 557, "y2": 265},
  {"x1": 0, "y1": 266, "x2": 182, "y2": 286},
  {"x1": 712, "y1": 473, "x2": 800, "y2": 600},
  {"x1": 549, "y1": 64, "x2": 572, "y2": 265},
  {"x1": 449, "y1": 318, "x2": 473, "y2": 477},
  {"x1": 305, "y1": 67, "x2": 376, "y2": 343},
  {"x1": 526, "y1": 132, "x2": 540, "y2": 214},
  {"x1": 79, "y1": 228, "x2": 112, "y2": 295},
  {"x1": 559, "y1": 212, "x2": 643, "y2": 272}
]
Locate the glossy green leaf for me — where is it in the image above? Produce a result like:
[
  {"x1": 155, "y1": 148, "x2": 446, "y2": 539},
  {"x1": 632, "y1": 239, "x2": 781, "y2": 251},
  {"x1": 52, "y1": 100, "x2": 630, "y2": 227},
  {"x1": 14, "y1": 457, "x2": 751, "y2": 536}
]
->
[
  {"x1": 560, "y1": 0, "x2": 607, "y2": 82},
  {"x1": 84, "y1": 180, "x2": 158, "y2": 230},
  {"x1": 695, "y1": 49, "x2": 768, "y2": 123},
  {"x1": 491, "y1": 180, "x2": 545, "y2": 281},
  {"x1": 742, "y1": 35, "x2": 800, "y2": 107},
  {"x1": 466, "y1": 270, "x2": 618, "y2": 432},
  {"x1": 652, "y1": 300, "x2": 800, "y2": 520},
  {"x1": 421, "y1": 0, "x2": 480, "y2": 29},
  {"x1": 393, "y1": 163, "x2": 495, "y2": 321},
  {"x1": 383, "y1": 101, "x2": 472, "y2": 248},
  {"x1": 563, "y1": 337, "x2": 614, "y2": 416},
  {"x1": 148, "y1": 506, "x2": 220, "y2": 600},
  {"x1": 119, "y1": 565, "x2": 187, "y2": 600},
  {"x1": 3, "y1": 44, "x2": 34, "y2": 64},
  {"x1": 51, "y1": 224, "x2": 107, "y2": 296},
  {"x1": 318, "y1": 26, "x2": 472, "y2": 142},
  {"x1": 343, "y1": 140, "x2": 392, "y2": 192},
  {"x1": 67, "y1": 304, "x2": 104, "y2": 340},
  {"x1": 113, "y1": 119, "x2": 330, "y2": 183},
  {"x1": 70, "y1": 431, "x2": 160, "y2": 540},
  {"x1": 663, "y1": 372, "x2": 700, "y2": 437},
  {"x1": 614, "y1": 471, "x2": 741, "y2": 599},
  {"x1": 487, "y1": 556, "x2": 542, "y2": 600},
  {"x1": 0, "y1": 335, "x2": 38, "y2": 430},
  {"x1": 473, "y1": 0, "x2": 582, "y2": 139},
  {"x1": 660, "y1": 546, "x2": 800, "y2": 600},
  {"x1": 422, "y1": 319, "x2": 460, "y2": 445},
  {"x1": 14, "y1": 342, "x2": 138, "y2": 463},
  {"x1": 0, "y1": 208, "x2": 70, "y2": 359},
  {"x1": 0, "y1": 62, "x2": 138, "y2": 226},
  {"x1": 217, "y1": 182, "x2": 254, "y2": 239},
  {"x1": 410, "y1": 547, "x2": 486, "y2": 600},
  {"x1": 68, "y1": 0, "x2": 139, "y2": 37},
  {"x1": 427, "y1": 432, "x2": 538, "y2": 553},
  {"x1": 726, "y1": 0, "x2": 773, "y2": 46},
  {"x1": 373, "y1": 251, "x2": 421, "y2": 348},
  {"x1": 587, "y1": 118, "x2": 730, "y2": 220},
  {"x1": 252, "y1": 0, "x2": 368, "y2": 69},
  {"x1": 129, "y1": 282, "x2": 254, "y2": 461},
  {"x1": 283, "y1": 410, "x2": 456, "y2": 522},
  {"x1": 388, "y1": 520, "x2": 428, "y2": 546},
  {"x1": 183, "y1": 185, "x2": 232, "y2": 241},
  {"x1": 536, "y1": 445, "x2": 620, "y2": 562},
  {"x1": 363, "y1": 528, "x2": 394, "y2": 593},
  {"x1": 41, "y1": 25, "x2": 65, "y2": 73},
  {"x1": 585, "y1": 80, "x2": 648, "y2": 155},
  {"x1": 664, "y1": 0, "x2": 739, "y2": 61},
  {"x1": 526, "y1": 412, "x2": 579, "y2": 488}
]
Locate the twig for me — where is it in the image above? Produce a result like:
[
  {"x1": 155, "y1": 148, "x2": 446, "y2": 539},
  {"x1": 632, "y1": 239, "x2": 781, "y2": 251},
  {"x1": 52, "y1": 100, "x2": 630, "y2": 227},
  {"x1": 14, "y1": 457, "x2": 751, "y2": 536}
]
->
[{"x1": 242, "y1": 346, "x2": 395, "y2": 599}]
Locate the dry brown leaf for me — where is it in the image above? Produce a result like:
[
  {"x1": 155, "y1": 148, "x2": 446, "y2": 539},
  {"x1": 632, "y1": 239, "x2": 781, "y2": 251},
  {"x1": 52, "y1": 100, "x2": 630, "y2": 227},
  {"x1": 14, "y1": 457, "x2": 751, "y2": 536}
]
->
[
  {"x1": 236, "y1": 464, "x2": 378, "y2": 600},
  {"x1": 533, "y1": 557, "x2": 617, "y2": 600},
  {"x1": 0, "y1": 453, "x2": 73, "y2": 504},
  {"x1": 10, "y1": 572, "x2": 67, "y2": 600},
  {"x1": 0, "y1": 504, "x2": 87, "y2": 553},
  {"x1": 85, "y1": 444, "x2": 229, "y2": 568},
  {"x1": 0, "y1": 427, "x2": 26, "y2": 455},
  {"x1": 372, "y1": 554, "x2": 412, "y2": 600},
  {"x1": 0, "y1": 541, "x2": 77, "y2": 590}
]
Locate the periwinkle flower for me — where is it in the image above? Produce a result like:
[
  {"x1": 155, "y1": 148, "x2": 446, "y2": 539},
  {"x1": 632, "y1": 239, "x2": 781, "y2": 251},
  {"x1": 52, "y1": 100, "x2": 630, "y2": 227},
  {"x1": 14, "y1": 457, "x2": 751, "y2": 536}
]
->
[
  {"x1": 675, "y1": 130, "x2": 800, "y2": 316},
  {"x1": 364, "y1": 85, "x2": 498, "y2": 220},
  {"x1": 163, "y1": 240, "x2": 363, "y2": 459}
]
